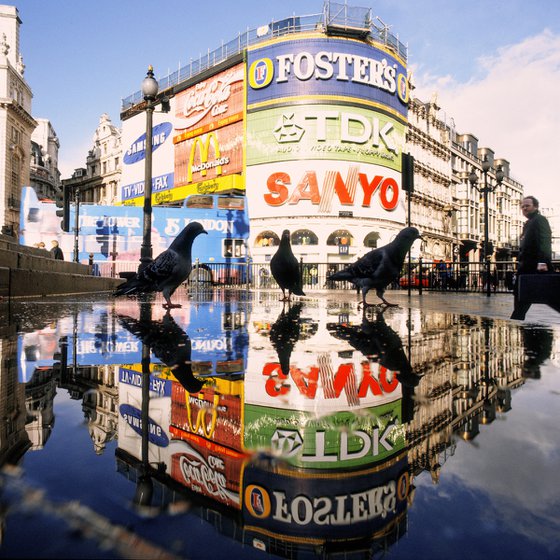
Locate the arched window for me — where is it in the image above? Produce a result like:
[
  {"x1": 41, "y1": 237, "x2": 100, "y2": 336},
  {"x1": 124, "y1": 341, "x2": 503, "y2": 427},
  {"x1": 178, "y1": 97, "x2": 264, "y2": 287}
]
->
[
  {"x1": 363, "y1": 231, "x2": 380, "y2": 248},
  {"x1": 255, "y1": 230, "x2": 280, "y2": 247},
  {"x1": 291, "y1": 229, "x2": 318, "y2": 245},
  {"x1": 326, "y1": 229, "x2": 353, "y2": 246}
]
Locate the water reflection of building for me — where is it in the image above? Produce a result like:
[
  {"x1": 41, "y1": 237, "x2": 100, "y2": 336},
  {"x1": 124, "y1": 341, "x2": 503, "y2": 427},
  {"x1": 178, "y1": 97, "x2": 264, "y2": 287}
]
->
[
  {"x1": 0, "y1": 324, "x2": 31, "y2": 464},
  {"x1": 43, "y1": 296, "x2": 536, "y2": 558},
  {"x1": 79, "y1": 365, "x2": 119, "y2": 455},
  {"x1": 24, "y1": 368, "x2": 57, "y2": 450}
]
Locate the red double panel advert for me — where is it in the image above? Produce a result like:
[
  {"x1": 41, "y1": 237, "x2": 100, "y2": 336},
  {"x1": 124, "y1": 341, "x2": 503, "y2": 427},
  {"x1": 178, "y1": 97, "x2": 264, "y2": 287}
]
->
[
  {"x1": 171, "y1": 384, "x2": 242, "y2": 451},
  {"x1": 169, "y1": 433, "x2": 246, "y2": 509}
]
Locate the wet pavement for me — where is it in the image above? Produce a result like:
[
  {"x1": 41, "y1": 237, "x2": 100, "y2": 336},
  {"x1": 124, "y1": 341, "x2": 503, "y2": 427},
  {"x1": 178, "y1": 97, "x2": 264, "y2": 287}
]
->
[{"x1": 0, "y1": 288, "x2": 559, "y2": 559}]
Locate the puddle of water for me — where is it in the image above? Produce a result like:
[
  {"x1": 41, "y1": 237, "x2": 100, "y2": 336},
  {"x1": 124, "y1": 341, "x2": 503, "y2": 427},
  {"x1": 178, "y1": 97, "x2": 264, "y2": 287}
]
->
[{"x1": 0, "y1": 291, "x2": 559, "y2": 559}]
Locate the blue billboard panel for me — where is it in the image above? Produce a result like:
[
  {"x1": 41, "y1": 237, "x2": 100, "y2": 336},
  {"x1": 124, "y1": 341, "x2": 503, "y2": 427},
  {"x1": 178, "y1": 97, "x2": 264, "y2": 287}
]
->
[{"x1": 247, "y1": 37, "x2": 408, "y2": 117}]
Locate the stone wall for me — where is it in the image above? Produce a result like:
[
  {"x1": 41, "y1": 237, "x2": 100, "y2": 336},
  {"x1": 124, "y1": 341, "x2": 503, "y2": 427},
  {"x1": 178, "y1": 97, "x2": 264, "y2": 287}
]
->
[{"x1": 0, "y1": 234, "x2": 123, "y2": 297}]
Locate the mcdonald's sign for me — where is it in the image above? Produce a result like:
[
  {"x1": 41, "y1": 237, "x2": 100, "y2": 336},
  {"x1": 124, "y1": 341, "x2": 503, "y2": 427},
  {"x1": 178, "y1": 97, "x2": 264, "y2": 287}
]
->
[
  {"x1": 174, "y1": 122, "x2": 243, "y2": 188},
  {"x1": 187, "y1": 132, "x2": 225, "y2": 183},
  {"x1": 170, "y1": 383, "x2": 243, "y2": 450}
]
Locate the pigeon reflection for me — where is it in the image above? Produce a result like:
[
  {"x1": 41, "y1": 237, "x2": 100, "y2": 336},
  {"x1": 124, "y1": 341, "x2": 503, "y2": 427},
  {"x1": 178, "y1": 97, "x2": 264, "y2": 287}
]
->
[
  {"x1": 521, "y1": 325, "x2": 554, "y2": 379},
  {"x1": 327, "y1": 308, "x2": 419, "y2": 422},
  {"x1": 117, "y1": 311, "x2": 204, "y2": 393},
  {"x1": 269, "y1": 302, "x2": 304, "y2": 376}
]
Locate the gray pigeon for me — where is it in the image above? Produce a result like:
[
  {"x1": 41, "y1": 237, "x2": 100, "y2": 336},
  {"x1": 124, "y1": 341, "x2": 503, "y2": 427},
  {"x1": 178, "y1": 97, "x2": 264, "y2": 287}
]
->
[
  {"x1": 114, "y1": 222, "x2": 207, "y2": 308},
  {"x1": 270, "y1": 230, "x2": 305, "y2": 301},
  {"x1": 327, "y1": 227, "x2": 422, "y2": 308}
]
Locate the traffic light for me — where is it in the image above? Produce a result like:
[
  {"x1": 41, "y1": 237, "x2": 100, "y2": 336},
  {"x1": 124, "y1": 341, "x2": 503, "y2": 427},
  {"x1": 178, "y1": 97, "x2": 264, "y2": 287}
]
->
[
  {"x1": 55, "y1": 184, "x2": 70, "y2": 232},
  {"x1": 402, "y1": 152, "x2": 415, "y2": 193}
]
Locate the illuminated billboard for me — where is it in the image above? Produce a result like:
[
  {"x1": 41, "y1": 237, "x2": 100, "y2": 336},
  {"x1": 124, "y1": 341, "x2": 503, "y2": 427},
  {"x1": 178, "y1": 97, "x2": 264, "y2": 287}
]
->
[
  {"x1": 120, "y1": 97, "x2": 176, "y2": 204},
  {"x1": 242, "y1": 454, "x2": 410, "y2": 542},
  {"x1": 246, "y1": 104, "x2": 405, "y2": 170},
  {"x1": 173, "y1": 64, "x2": 245, "y2": 197},
  {"x1": 243, "y1": 399, "x2": 404, "y2": 470},
  {"x1": 173, "y1": 122, "x2": 244, "y2": 191},
  {"x1": 246, "y1": 159, "x2": 405, "y2": 222},
  {"x1": 246, "y1": 37, "x2": 408, "y2": 116},
  {"x1": 245, "y1": 35, "x2": 408, "y2": 228}
]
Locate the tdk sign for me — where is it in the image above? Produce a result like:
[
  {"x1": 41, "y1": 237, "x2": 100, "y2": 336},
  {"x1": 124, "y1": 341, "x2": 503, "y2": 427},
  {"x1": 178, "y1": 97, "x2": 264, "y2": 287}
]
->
[{"x1": 124, "y1": 122, "x2": 172, "y2": 165}]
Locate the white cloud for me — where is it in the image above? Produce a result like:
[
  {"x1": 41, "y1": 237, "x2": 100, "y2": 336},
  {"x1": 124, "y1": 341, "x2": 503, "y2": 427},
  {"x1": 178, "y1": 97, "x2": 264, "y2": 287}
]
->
[{"x1": 412, "y1": 29, "x2": 560, "y2": 206}]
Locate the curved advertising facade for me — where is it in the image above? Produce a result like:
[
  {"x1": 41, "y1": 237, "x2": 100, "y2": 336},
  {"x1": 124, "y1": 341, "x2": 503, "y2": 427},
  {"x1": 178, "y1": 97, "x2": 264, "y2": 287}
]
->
[{"x1": 246, "y1": 34, "x2": 409, "y2": 262}]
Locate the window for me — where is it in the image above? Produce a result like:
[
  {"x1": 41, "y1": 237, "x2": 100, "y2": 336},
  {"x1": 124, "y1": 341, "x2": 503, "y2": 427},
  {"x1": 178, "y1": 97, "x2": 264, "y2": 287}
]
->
[
  {"x1": 327, "y1": 229, "x2": 353, "y2": 246},
  {"x1": 363, "y1": 231, "x2": 380, "y2": 248},
  {"x1": 255, "y1": 231, "x2": 280, "y2": 247},
  {"x1": 185, "y1": 195, "x2": 213, "y2": 208},
  {"x1": 218, "y1": 196, "x2": 244, "y2": 210},
  {"x1": 223, "y1": 239, "x2": 245, "y2": 258},
  {"x1": 291, "y1": 229, "x2": 318, "y2": 246}
]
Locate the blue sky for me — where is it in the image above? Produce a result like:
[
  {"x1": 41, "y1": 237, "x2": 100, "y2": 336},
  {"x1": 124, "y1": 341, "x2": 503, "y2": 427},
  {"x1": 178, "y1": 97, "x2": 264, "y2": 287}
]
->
[{"x1": 14, "y1": 0, "x2": 560, "y2": 206}]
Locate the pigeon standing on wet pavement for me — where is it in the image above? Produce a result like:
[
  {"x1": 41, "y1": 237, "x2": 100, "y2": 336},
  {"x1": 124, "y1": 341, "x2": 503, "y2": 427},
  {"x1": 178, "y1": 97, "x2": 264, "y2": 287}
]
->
[
  {"x1": 270, "y1": 230, "x2": 305, "y2": 302},
  {"x1": 327, "y1": 227, "x2": 422, "y2": 308},
  {"x1": 114, "y1": 222, "x2": 207, "y2": 309},
  {"x1": 118, "y1": 311, "x2": 204, "y2": 393},
  {"x1": 269, "y1": 302, "x2": 303, "y2": 376}
]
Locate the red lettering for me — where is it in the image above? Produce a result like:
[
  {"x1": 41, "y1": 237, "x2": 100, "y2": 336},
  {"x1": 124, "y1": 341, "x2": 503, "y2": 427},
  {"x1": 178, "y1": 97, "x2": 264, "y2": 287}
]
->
[
  {"x1": 358, "y1": 174, "x2": 383, "y2": 207},
  {"x1": 264, "y1": 172, "x2": 290, "y2": 205},
  {"x1": 331, "y1": 363, "x2": 356, "y2": 397},
  {"x1": 379, "y1": 178, "x2": 399, "y2": 210},
  {"x1": 379, "y1": 367, "x2": 399, "y2": 393},
  {"x1": 333, "y1": 171, "x2": 355, "y2": 205},
  {"x1": 358, "y1": 362, "x2": 383, "y2": 397},
  {"x1": 291, "y1": 367, "x2": 319, "y2": 398},
  {"x1": 288, "y1": 171, "x2": 320, "y2": 205},
  {"x1": 263, "y1": 363, "x2": 290, "y2": 397}
]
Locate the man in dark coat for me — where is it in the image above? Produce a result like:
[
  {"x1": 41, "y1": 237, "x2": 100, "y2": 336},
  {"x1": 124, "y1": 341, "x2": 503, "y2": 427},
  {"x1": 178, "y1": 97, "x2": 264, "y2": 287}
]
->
[
  {"x1": 50, "y1": 240, "x2": 64, "y2": 260},
  {"x1": 510, "y1": 196, "x2": 558, "y2": 319}
]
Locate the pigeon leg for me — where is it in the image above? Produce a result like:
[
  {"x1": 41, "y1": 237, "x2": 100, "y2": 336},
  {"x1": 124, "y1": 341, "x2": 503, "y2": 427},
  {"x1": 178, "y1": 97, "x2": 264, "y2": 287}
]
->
[
  {"x1": 378, "y1": 293, "x2": 399, "y2": 307},
  {"x1": 163, "y1": 297, "x2": 182, "y2": 309}
]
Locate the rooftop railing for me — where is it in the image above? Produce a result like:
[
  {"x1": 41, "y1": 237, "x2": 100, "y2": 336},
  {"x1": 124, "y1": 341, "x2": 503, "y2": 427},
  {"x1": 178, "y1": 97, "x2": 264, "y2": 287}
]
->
[{"x1": 121, "y1": 1, "x2": 407, "y2": 110}]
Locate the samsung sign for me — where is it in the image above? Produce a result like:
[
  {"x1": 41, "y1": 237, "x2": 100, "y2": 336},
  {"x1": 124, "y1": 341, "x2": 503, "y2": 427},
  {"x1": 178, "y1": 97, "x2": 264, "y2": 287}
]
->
[{"x1": 124, "y1": 122, "x2": 173, "y2": 165}]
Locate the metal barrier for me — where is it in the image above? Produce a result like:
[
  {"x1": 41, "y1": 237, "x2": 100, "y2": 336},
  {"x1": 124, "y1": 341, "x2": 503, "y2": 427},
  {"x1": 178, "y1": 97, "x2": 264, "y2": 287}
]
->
[{"x1": 100, "y1": 259, "x2": 559, "y2": 295}]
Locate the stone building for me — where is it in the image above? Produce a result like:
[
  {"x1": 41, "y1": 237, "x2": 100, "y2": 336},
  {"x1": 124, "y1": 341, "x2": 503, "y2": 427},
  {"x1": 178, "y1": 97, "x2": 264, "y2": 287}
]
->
[
  {"x1": 62, "y1": 113, "x2": 121, "y2": 205},
  {"x1": 0, "y1": 4, "x2": 35, "y2": 237},
  {"x1": 30, "y1": 117, "x2": 60, "y2": 200},
  {"x1": 406, "y1": 95, "x2": 524, "y2": 265}
]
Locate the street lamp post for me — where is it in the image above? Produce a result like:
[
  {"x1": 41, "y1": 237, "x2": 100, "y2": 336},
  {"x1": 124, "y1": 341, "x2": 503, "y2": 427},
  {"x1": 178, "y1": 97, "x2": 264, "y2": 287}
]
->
[
  {"x1": 73, "y1": 186, "x2": 80, "y2": 263},
  {"x1": 138, "y1": 66, "x2": 159, "y2": 273},
  {"x1": 469, "y1": 157, "x2": 504, "y2": 297}
]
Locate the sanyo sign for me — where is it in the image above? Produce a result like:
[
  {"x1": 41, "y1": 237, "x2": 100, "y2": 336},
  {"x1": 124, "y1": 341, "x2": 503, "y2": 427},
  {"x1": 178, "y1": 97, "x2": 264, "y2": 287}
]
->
[{"x1": 124, "y1": 122, "x2": 173, "y2": 165}]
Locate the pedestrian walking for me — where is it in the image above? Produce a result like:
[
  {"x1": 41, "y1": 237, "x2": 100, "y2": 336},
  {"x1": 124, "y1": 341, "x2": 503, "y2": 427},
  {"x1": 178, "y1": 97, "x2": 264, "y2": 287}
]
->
[
  {"x1": 50, "y1": 240, "x2": 64, "y2": 260},
  {"x1": 510, "y1": 196, "x2": 559, "y2": 319}
]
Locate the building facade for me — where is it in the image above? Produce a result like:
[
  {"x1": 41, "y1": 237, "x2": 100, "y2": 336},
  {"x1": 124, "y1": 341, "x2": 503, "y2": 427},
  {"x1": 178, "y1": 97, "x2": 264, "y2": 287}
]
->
[
  {"x1": 117, "y1": 3, "x2": 523, "y2": 270},
  {"x1": 0, "y1": 4, "x2": 36, "y2": 237},
  {"x1": 61, "y1": 113, "x2": 121, "y2": 206},
  {"x1": 30, "y1": 117, "x2": 60, "y2": 200}
]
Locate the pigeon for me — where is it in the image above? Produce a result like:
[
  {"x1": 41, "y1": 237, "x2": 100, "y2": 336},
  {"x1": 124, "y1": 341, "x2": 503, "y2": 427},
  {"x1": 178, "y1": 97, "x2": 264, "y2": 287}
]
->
[
  {"x1": 269, "y1": 302, "x2": 303, "y2": 376},
  {"x1": 327, "y1": 227, "x2": 422, "y2": 308},
  {"x1": 114, "y1": 222, "x2": 207, "y2": 309},
  {"x1": 270, "y1": 230, "x2": 305, "y2": 301},
  {"x1": 118, "y1": 310, "x2": 204, "y2": 393}
]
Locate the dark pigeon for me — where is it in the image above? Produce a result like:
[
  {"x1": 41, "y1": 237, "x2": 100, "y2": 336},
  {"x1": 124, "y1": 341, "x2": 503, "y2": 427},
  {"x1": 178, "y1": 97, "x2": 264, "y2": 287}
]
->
[
  {"x1": 269, "y1": 302, "x2": 303, "y2": 376},
  {"x1": 270, "y1": 230, "x2": 305, "y2": 301},
  {"x1": 118, "y1": 310, "x2": 204, "y2": 393},
  {"x1": 327, "y1": 226, "x2": 422, "y2": 308},
  {"x1": 114, "y1": 222, "x2": 207, "y2": 308}
]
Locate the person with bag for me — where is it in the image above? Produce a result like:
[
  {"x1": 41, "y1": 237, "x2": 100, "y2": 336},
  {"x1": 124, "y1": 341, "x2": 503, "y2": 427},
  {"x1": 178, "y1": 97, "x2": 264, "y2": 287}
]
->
[{"x1": 510, "y1": 196, "x2": 559, "y2": 319}]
